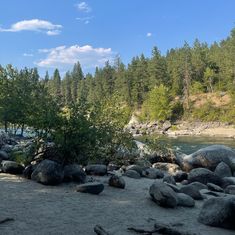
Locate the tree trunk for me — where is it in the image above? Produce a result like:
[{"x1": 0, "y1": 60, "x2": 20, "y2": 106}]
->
[
  {"x1": 4, "y1": 120, "x2": 8, "y2": 133},
  {"x1": 20, "y1": 124, "x2": 25, "y2": 137}
]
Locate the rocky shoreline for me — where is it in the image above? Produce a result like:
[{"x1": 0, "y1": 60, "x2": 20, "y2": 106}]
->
[
  {"x1": 126, "y1": 120, "x2": 235, "y2": 138},
  {"x1": 0, "y1": 129, "x2": 235, "y2": 234}
]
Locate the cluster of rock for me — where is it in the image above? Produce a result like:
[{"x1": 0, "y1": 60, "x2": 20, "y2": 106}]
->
[
  {"x1": 125, "y1": 120, "x2": 172, "y2": 136},
  {"x1": 1, "y1": 137, "x2": 235, "y2": 231},
  {"x1": 126, "y1": 119, "x2": 235, "y2": 138}
]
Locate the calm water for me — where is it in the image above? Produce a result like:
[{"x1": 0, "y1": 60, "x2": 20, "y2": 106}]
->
[{"x1": 139, "y1": 135, "x2": 235, "y2": 155}]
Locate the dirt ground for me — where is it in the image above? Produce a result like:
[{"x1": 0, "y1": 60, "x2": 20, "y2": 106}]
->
[{"x1": 0, "y1": 174, "x2": 234, "y2": 235}]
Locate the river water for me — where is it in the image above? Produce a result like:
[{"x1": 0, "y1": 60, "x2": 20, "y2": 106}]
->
[{"x1": 139, "y1": 135, "x2": 235, "y2": 154}]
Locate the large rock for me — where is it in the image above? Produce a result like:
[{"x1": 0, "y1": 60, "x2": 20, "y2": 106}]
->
[
  {"x1": 152, "y1": 162, "x2": 181, "y2": 175},
  {"x1": 189, "y1": 181, "x2": 208, "y2": 190},
  {"x1": 188, "y1": 168, "x2": 223, "y2": 186},
  {"x1": 76, "y1": 182, "x2": 104, "y2": 195},
  {"x1": 177, "y1": 193, "x2": 195, "y2": 207},
  {"x1": 225, "y1": 185, "x2": 235, "y2": 195},
  {"x1": 173, "y1": 171, "x2": 188, "y2": 182},
  {"x1": 149, "y1": 181, "x2": 178, "y2": 208},
  {"x1": 214, "y1": 162, "x2": 232, "y2": 178},
  {"x1": 182, "y1": 145, "x2": 235, "y2": 171},
  {"x1": 198, "y1": 196, "x2": 235, "y2": 230},
  {"x1": 179, "y1": 183, "x2": 204, "y2": 200},
  {"x1": 108, "y1": 175, "x2": 125, "y2": 189},
  {"x1": 124, "y1": 170, "x2": 141, "y2": 179},
  {"x1": 126, "y1": 165, "x2": 144, "y2": 175},
  {"x1": 222, "y1": 177, "x2": 235, "y2": 188},
  {"x1": 1, "y1": 160, "x2": 24, "y2": 174},
  {"x1": 63, "y1": 164, "x2": 86, "y2": 183},
  {"x1": 142, "y1": 168, "x2": 164, "y2": 179},
  {"x1": 31, "y1": 160, "x2": 64, "y2": 185},
  {"x1": 0, "y1": 150, "x2": 9, "y2": 161},
  {"x1": 207, "y1": 183, "x2": 224, "y2": 192},
  {"x1": 163, "y1": 175, "x2": 176, "y2": 185},
  {"x1": 85, "y1": 164, "x2": 107, "y2": 176},
  {"x1": 23, "y1": 164, "x2": 38, "y2": 179}
]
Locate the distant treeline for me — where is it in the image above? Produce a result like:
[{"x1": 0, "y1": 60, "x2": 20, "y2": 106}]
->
[{"x1": 1, "y1": 27, "x2": 235, "y2": 132}]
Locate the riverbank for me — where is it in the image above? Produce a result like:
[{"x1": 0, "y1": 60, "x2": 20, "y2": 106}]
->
[
  {"x1": 0, "y1": 173, "x2": 234, "y2": 235},
  {"x1": 167, "y1": 121, "x2": 235, "y2": 138},
  {"x1": 126, "y1": 120, "x2": 235, "y2": 139}
]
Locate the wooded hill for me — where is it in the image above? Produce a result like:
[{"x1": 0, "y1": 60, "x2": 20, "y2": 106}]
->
[{"x1": 1, "y1": 27, "x2": 235, "y2": 132}]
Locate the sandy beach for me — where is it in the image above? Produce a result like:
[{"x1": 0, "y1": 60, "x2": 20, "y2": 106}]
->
[{"x1": 0, "y1": 173, "x2": 234, "y2": 235}]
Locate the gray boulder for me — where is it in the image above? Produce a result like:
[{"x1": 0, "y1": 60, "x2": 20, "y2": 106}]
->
[
  {"x1": 108, "y1": 175, "x2": 125, "y2": 189},
  {"x1": 149, "y1": 181, "x2": 178, "y2": 208},
  {"x1": 214, "y1": 162, "x2": 232, "y2": 178},
  {"x1": 177, "y1": 193, "x2": 195, "y2": 207},
  {"x1": 165, "y1": 183, "x2": 180, "y2": 193},
  {"x1": 31, "y1": 160, "x2": 64, "y2": 185},
  {"x1": 222, "y1": 177, "x2": 235, "y2": 188},
  {"x1": 152, "y1": 162, "x2": 181, "y2": 175},
  {"x1": 23, "y1": 164, "x2": 38, "y2": 179},
  {"x1": 173, "y1": 171, "x2": 188, "y2": 182},
  {"x1": 163, "y1": 175, "x2": 176, "y2": 185},
  {"x1": 1, "y1": 160, "x2": 24, "y2": 174},
  {"x1": 64, "y1": 164, "x2": 86, "y2": 183},
  {"x1": 85, "y1": 164, "x2": 107, "y2": 176},
  {"x1": 207, "y1": 183, "x2": 224, "y2": 192},
  {"x1": 182, "y1": 145, "x2": 235, "y2": 171},
  {"x1": 124, "y1": 170, "x2": 141, "y2": 179},
  {"x1": 225, "y1": 185, "x2": 235, "y2": 195},
  {"x1": 126, "y1": 165, "x2": 144, "y2": 175},
  {"x1": 0, "y1": 150, "x2": 9, "y2": 161},
  {"x1": 179, "y1": 183, "x2": 204, "y2": 200},
  {"x1": 188, "y1": 168, "x2": 223, "y2": 186},
  {"x1": 142, "y1": 168, "x2": 164, "y2": 179},
  {"x1": 76, "y1": 182, "x2": 104, "y2": 195},
  {"x1": 198, "y1": 196, "x2": 235, "y2": 230},
  {"x1": 189, "y1": 181, "x2": 208, "y2": 191}
]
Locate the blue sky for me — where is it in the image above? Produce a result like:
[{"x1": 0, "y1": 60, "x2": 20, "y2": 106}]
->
[{"x1": 0, "y1": 0, "x2": 234, "y2": 77}]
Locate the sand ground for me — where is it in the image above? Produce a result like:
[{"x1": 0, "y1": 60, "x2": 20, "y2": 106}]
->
[{"x1": 0, "y1": 174, "x2": 234, "y2": 235}]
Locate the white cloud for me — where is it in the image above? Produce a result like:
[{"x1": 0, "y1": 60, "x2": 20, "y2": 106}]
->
[
  {"x1": 0, "y1": 19, "x2": 62, "y2": 35},
  {"x1": 76, "y1": 16, "x2": 93, "y2": 24},
  {"x1": 76, "y1": 2, "x2": 91, "y2": 12},
  {"x1": 23, "y1": 53, "x2": 34, "y2": 57},
  {"x1": 36, "y1": 44, "x2": 115, "y2": 69},
  {"x1": 46, "y1": 30, "x2": 61, "y2": 36},
  {"x1": 147, "y1": 32, "x2": 152, "y2": 37}
]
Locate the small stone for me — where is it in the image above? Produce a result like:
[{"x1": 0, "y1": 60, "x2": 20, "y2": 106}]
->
[
  {"x1": 225, "y1": 185, "x2": 235, "y2": 195},
  {"x1": 76, "y1": 182, "x2": 104, "y2": 195},
  {"x1": 108, "y1": 175, "x2": 125, "y2": 189},
  {"x1": 207, "y1": 183, "x2": 224, "y2": 192},
  {"x1": 177, "y1": 193, "x2": 195, "y2": 207},
  {"x1": 124, "y1": 170, "x2": 141, "y2": 179}
]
